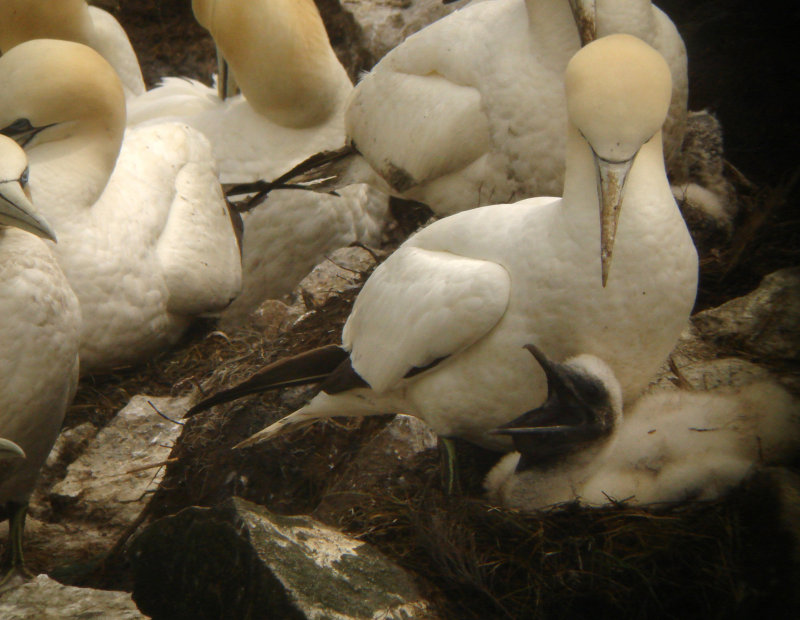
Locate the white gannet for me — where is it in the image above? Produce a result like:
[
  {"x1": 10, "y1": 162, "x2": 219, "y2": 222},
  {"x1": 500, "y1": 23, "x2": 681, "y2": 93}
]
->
[
  {"x1": 187, "y1": 35, "x2": 698, "y2": 454},
  {"x1": 267, "y1": 0, "x2": 688, "y2": 217},
  {"x1": 0, "y1": 0, "x2": 145, "y2": 99},
  {"x1": 485, "y1": 346, "x2": 800, "y2": 511},
  {"x1": 0, "y1": 135, "x2": 81, "y2": 579},
  {"x1": 126, "y1": 0, "x2": 389, "y2": 325},
  {"x1": 0, "y1": 39, "x2": 243, "y2": 373}
]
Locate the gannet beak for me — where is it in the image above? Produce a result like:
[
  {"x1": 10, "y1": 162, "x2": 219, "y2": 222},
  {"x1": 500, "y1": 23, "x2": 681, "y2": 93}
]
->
[
  {"x1": 595, "y1": 153, "x2": 636, "y2": 287},
  {"x1": 0, "y1": 118, "x2": 58, "y2": 148},
  {"x1": 489, "y1": 344, "x2": 612, "y2": 469},
  {"x1": 0, "y1": 177, "x2": 58, "y2": 242},
  {"x1": 215, "y1": 45, "x2": 239, "y2": 101},
  {"x1": 0, "y1": 437, "x2": 26, "y2": 460},
  {"x1": 568, "y1": 0, "x2": 597, "y2": 46}
]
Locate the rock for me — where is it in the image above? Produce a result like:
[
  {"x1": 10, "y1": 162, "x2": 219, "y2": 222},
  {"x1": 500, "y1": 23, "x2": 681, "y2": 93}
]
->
[
  {"x1": 339, "y1": 0, "x2": 469, "y2": 66},
  {"x1": 129, "y1": 496, "x2": 435, "y2": 620},
  {"x1": 0, "y1": 574, "x2": 146, "y2": 619},
  {"x1": 293, "y1": 245, "x2": 384, "y2": 310},
  {"x1": 47, "y1": 395, "x2": 190, "y2": 549},
  {"x1": 692, "y1": 267, "x2": 800, "y2": 363}
]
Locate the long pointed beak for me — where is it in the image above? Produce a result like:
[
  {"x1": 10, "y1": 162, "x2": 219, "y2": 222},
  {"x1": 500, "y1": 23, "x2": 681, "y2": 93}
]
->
[
  {"x1": 215, "y1": 45, "x2": 239, "y2": 101},
  {"x1": 595, "y1": 154, "x2": 635, "y2": 287},
  {"x1": 0, "y1": 437, "x2": 26, "y2": 460},
  {"x1": 568, "y1": 0, "x2": 597, "y2": 46},
  {"x1": 0, "y1": 181, "x2": 58, "y2": 242}
]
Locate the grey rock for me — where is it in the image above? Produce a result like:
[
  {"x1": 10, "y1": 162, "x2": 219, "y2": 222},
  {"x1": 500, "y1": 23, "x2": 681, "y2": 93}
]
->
[
  {"x1": 340, "y1": 0, "x2": 469, "y2": 65},
  {"x1": 293, "y1": 245, "x2": 383, "y2": 311},
  {"x1": 0, "y1": 574, "x2": 146, "y2": 619},
  {"x1": 48, "y1": 394, "x2": 190, "y2": 538},
  {"x1": 692, "y1": 267, "x2": 800, "y2": 363},
  {"x1": 129, "y1": 496, "x2": 435, "y2": 620}
]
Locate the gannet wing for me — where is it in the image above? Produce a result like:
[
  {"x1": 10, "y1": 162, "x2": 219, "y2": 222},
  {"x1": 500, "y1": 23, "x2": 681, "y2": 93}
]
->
[
  {"x1": 346, "y1": 69, "x2": 490, "y2": 193},
  {"x1": 151, "y1": 126, "x2": 243, "y2": 316},
  {"x1": 343, "y1": 246, "x2": 510, "y2": 393}
]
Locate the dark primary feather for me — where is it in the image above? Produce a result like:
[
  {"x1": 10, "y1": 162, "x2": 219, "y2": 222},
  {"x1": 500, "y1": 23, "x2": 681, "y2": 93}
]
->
[
  {"x1": 185, "y1": 344, "x2": 351, "y2": 416},
  {"x1": 224, "y1": 145, "x2": 356, "y2": 210}
]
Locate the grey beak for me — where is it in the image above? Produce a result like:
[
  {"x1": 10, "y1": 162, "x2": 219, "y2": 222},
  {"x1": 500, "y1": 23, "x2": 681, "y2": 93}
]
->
[
  {"x1": 0, "y1": 437, "x2": 26, "y2": 460},
  {"x1": 568, "y1": 0, "x2": 597, "y2": 46},
  {"x1": 594, "y1": 153, "x2": 636, "y2": 287},
  {"x1": 0, "y1": 179, "x2": 57, "y2": 242}
]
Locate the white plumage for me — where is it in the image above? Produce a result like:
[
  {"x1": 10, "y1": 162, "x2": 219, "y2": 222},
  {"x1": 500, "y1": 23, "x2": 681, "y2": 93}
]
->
[
  {"x1": 192, "y1": 35, "x2": 698, "y2": 453},
  {"x1": 485, "y1": 354, "x2": 800, "y2": 511},
  {"x1": 0, "y1": 135, "x2": 81, "y2": 575},
  {"x1": 126, "y1": 0, "x2": 388, "y2": 325},
  {"x1": 0, "y1": 39, "x2": 242, "y2": 373},
  {"x1": 278, "y1": 0, "x2": 688, "y2": 216},
  {"x1": 0, "y1": 0, "x2": 144, "y2": 99}
]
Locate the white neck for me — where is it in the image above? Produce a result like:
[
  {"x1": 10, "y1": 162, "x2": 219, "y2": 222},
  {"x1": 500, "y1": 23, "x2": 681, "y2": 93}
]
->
[{"x1": 27, "y1": 127, "x2": 120, "y2": 225}]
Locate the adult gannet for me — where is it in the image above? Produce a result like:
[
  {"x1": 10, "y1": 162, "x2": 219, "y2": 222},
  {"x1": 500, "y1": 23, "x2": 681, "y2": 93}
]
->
[
  {"x1": 264, "y1": 0, "x2": 688, "y2": 216},
  {"x1": 127, "y1": 0, "x2": 388, "y2": 325},
  {"x1": 0, "y1": 135, "x2": 81, "y2": 579},
  {"x1": 485, "y1": 346, "x2": 800, "y2": 511},
  {"x1": 188, "y1": 35, "x2": 698, "y2": 454},
  {"x1": 0, "y1": 0, "x2": 145, "y2": 99},
  {"x1": 0, "y1": 40, "x2": 243, "y2": 373}
]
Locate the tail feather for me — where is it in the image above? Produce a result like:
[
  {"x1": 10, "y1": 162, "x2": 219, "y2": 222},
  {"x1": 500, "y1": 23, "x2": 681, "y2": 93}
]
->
[
  {"x1": 186, "y1": 344, "x2": 349, "y2": 416},
  {"x1": 234, "y1": 410, "x2": 320, "y2": 449}
]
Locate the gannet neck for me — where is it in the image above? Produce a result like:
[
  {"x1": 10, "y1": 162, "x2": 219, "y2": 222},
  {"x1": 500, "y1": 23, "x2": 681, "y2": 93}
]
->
[
  {"x1": 0, "y1": 40, "x2": 126, "y2": 208},
  {"x1": 193, "y1": 0, "x2": 351, "y2": 128},
  {"x1": 525, "y1": 0, "x2": 581, "y2": 44},
  {"x1": 596, "y1": 0, "x2": 656, "y2": 41},
  {"x1": 0, "y1": 0, "x2": 92, "y2": 53}
]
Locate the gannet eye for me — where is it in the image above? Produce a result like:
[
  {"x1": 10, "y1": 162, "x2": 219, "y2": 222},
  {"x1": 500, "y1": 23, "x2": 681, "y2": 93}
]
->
[{"x1": 20, "y1": 166, "x2": 29, "y2": 187}]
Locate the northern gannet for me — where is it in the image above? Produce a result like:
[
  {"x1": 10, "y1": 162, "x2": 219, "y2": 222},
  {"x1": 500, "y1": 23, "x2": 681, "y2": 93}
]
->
[
  {"x1": 0, "y1": 40, "x2": 243, "y2": 373},
  {"x1": 485, "y1": 346, "x2": 800, "y2": 511},
  {"x1": 264, "y1": 0, "x2": 688, "y2": 216},
  {"x1": 0, "y1": 0, "x2": 145, "y2": 99},
  {"x1": 126, "y1": 0, "x2": 388, "y2": 325},
  {"x1": 188, "y1": 35, "x2": 698, "y2": 453},
  {"x1": 0, "y1": 135, "x2": 81, "y2": 579}
]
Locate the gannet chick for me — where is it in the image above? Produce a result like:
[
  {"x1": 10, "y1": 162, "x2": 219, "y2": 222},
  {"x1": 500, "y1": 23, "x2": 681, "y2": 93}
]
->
[
  {"x1": 0, "y1": 40, "x2": 242, "y2": 373},
  {"x1": 264, "y1": 0, "x2": 688, "y2": 216},
  {"x1": 0, "y1": 0, "x2": 145, "y2": 99},
  {"x1": 126, "y1": 0, "x2": 388, "y2": 325},
  {"x1": 187, "y1": 35, "x2": 698, "y2": 454},
  {"x1": 0, "y1": 135, "x2": 81, "y2": 579},
  {"x1": 486, "y1": 348, "x2": 800, "y2": 511}
]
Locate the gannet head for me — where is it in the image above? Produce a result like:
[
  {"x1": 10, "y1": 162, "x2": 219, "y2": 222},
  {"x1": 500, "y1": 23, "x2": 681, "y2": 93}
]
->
[
  {"x1": 491, "y1": 344, "x2": 622, "y2": 472},
  {"x1": 0, "y1": 437, "x2": 26, "y2": 461},
  {"x1": 565, "y1": 33, "x2": 672, "y2": 286},
  {"x1": 0, "y1": 39, "x2": 125, "y2": 170},
  {"x1": 0, "y1": 135, "x2": 57, "y2": 241},
  {"x1": 0, "y1": 0, "x2": 92, "y2": 53}
]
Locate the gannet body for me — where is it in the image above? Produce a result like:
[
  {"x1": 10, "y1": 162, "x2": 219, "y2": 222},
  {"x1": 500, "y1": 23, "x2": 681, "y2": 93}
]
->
[
  {"x1": 0, "y1": 40, "x2": 242, "y2": 373},
  {"x1": 485, "y1": 350, "x2": 800, "y2": 510},
  {"x1": 0, "y1": 0, "x2": 144, "y2": 99},
  {"x1": 189, "y1": 35, "x2": 698, "y2": 452},
  {"x1": 276, "y1": 0, "x2": 688, "y2": 216},
  {"x1": 126, "y1": 0, "x2": 388, "y2": 324},
  {"x1": 0, "y1": 135, "x2": 81, "y2": 575}
]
